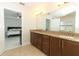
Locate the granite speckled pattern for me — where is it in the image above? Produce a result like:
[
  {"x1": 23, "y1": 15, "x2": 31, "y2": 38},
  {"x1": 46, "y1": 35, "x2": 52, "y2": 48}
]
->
[{"x1": 31, "y1": 30, "x2": 79, "y2": 42}]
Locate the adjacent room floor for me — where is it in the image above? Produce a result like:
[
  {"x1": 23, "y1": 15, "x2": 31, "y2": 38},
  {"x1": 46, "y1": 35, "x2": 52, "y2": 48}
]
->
[
  {"x1": 5, "y1": 36, "x2": 21, "y2": 50},
  {"x1": 1, "y1": 45, "x2": 46, "y2": 56}
]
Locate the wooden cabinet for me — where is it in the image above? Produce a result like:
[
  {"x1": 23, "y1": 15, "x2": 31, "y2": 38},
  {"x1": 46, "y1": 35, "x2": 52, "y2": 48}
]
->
[
  {"x1": 30, "y1": 32, "x2": 42, "y2": 50},
  {"x1": 62, "y1": 40, "x2": 79, "y2": 56},
  {"x1": 30, "y1": 32, "x2": 36, "y2": 46},
  {"x1": 50, "y1": 37, "x2": 62, "y2": 56},
  {"x1": 36, "y1": 34, "x2": 42, "y2": 50},
  {"x1": 31, "y1": 31, "x2": 79, "y2": 56},
  {"x1": 42, "y1": 35, "x2": 50, "y2": 55}
]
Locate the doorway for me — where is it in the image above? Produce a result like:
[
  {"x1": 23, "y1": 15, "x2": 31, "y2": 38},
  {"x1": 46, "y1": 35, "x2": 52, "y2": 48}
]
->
[{"x1": 4, "y1": 9, "x2": 22, "y2": 50}]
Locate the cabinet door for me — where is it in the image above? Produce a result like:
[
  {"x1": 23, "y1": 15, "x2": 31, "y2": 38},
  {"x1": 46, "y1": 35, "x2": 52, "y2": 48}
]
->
[
  {"x1": 36, "y1": 33, "x2": 42, "y2": 50},
  {"x1": 50, "y1": 37, "x2": 62, "y2": 56},
  {"x1": 62, "y1": 40, "x2": 79, "y2": 56},
  {"x1": 42, "y1": 35, "x2": 50, "y2": 55},
  {"x1": 31, "y1": 32, "x2": 42, "y2": 50},
  {"x1": 30, "y1": 32, "x2": 36, "y2": 46}
]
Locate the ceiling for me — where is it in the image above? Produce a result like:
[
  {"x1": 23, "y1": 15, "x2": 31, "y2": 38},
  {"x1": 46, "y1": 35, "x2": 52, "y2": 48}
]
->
[{"x1": 19, "y1": 2, "x2": 77, "y2": 16}]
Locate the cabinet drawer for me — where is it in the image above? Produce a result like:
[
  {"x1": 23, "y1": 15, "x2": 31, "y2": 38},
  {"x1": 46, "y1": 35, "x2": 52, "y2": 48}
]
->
[
  {"x1": 50, "y1": 36, "x2": 62, "y2": 56},
  {"x1": 42, "y1": 35, "x2": 50, "y2": 55},
  {"x1": 43, "y1": 35, "x2": 49, "y2": 39},
  {"x1": 62, "y1": 40, "x2": 79, "y2": 56}
]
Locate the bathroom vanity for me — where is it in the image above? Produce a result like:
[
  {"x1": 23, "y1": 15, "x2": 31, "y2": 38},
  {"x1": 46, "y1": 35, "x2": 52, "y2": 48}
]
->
[
  {"x1": 30, "y1": 30, "x2": 79, "y2": 56},
  {"x1": 31, "y1": 4, "x2": 79, "y2": 56}
]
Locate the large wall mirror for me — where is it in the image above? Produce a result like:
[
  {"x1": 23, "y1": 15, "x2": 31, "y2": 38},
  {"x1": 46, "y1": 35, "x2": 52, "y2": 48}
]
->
[
  {"x1": 36, "y1": 10, "x2": 76, "y2": 33},
  {"x1": 59, "y1": 12, "x2": 76, "y2": 32},
  {"x1": 45, "y1": 11, "x2": 76, "y2": 32}
]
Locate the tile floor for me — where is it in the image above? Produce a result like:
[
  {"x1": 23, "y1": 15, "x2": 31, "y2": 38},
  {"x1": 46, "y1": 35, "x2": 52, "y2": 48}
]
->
[
  {"x1": 1, "y1": 45, "x2": 46, "y2": 56},
  {"x1": 5, "y1": 36, "x2": 20, "y2": 50}
]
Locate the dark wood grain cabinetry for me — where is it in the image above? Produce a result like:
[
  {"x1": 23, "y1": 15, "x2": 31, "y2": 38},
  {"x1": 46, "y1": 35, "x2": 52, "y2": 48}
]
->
[
  {"x1": 30, "y1": 32, "x2": 36, "y2": 46},
  {"x1": 31, "y1": 31, "x2": 79, "y2": 56},
  {"x1": 62, "y1": 40, "x2": 79, "y2": 56},
  {"x1": 30, "y1": 32, "x2": 42, "y2": 50},
  {"x1": 42, "y1": 35, "x2": 50, "y2": 55},
  {"x1": 50, "y1": 37, "x2": 62, "y2": 56}
]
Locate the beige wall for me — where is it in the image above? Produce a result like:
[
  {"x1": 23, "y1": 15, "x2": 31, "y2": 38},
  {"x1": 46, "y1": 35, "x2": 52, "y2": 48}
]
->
[
  {"x1": 0, "y1": 2, "x2": 59, "y2": 54},
  {"x1": 32, "y1": 2, "x2": 60, "y2": 30},
  {"x1": 0, "y1": 2, "x2": 78, "y2": 55},
  {"x1": 0, "y1": 2, "x2": 36, "y2": 54},
  {"x1": 0, "y1": 7, "x2": 5, "y2": 54}
]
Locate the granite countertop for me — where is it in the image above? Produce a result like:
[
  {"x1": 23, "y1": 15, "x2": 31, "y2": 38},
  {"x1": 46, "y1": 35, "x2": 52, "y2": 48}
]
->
[{"x1": 30, "y1": 29, "x2": 79, "y2": 42}]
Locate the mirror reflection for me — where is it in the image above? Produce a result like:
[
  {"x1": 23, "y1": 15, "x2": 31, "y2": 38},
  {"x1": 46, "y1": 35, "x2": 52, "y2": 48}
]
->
[
  {"x1": 60, "y1": 12, "x2": 76, "y2": 32},
  {"x1": 45, "y1": 11, "x2": 76, "y2": 32}
]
